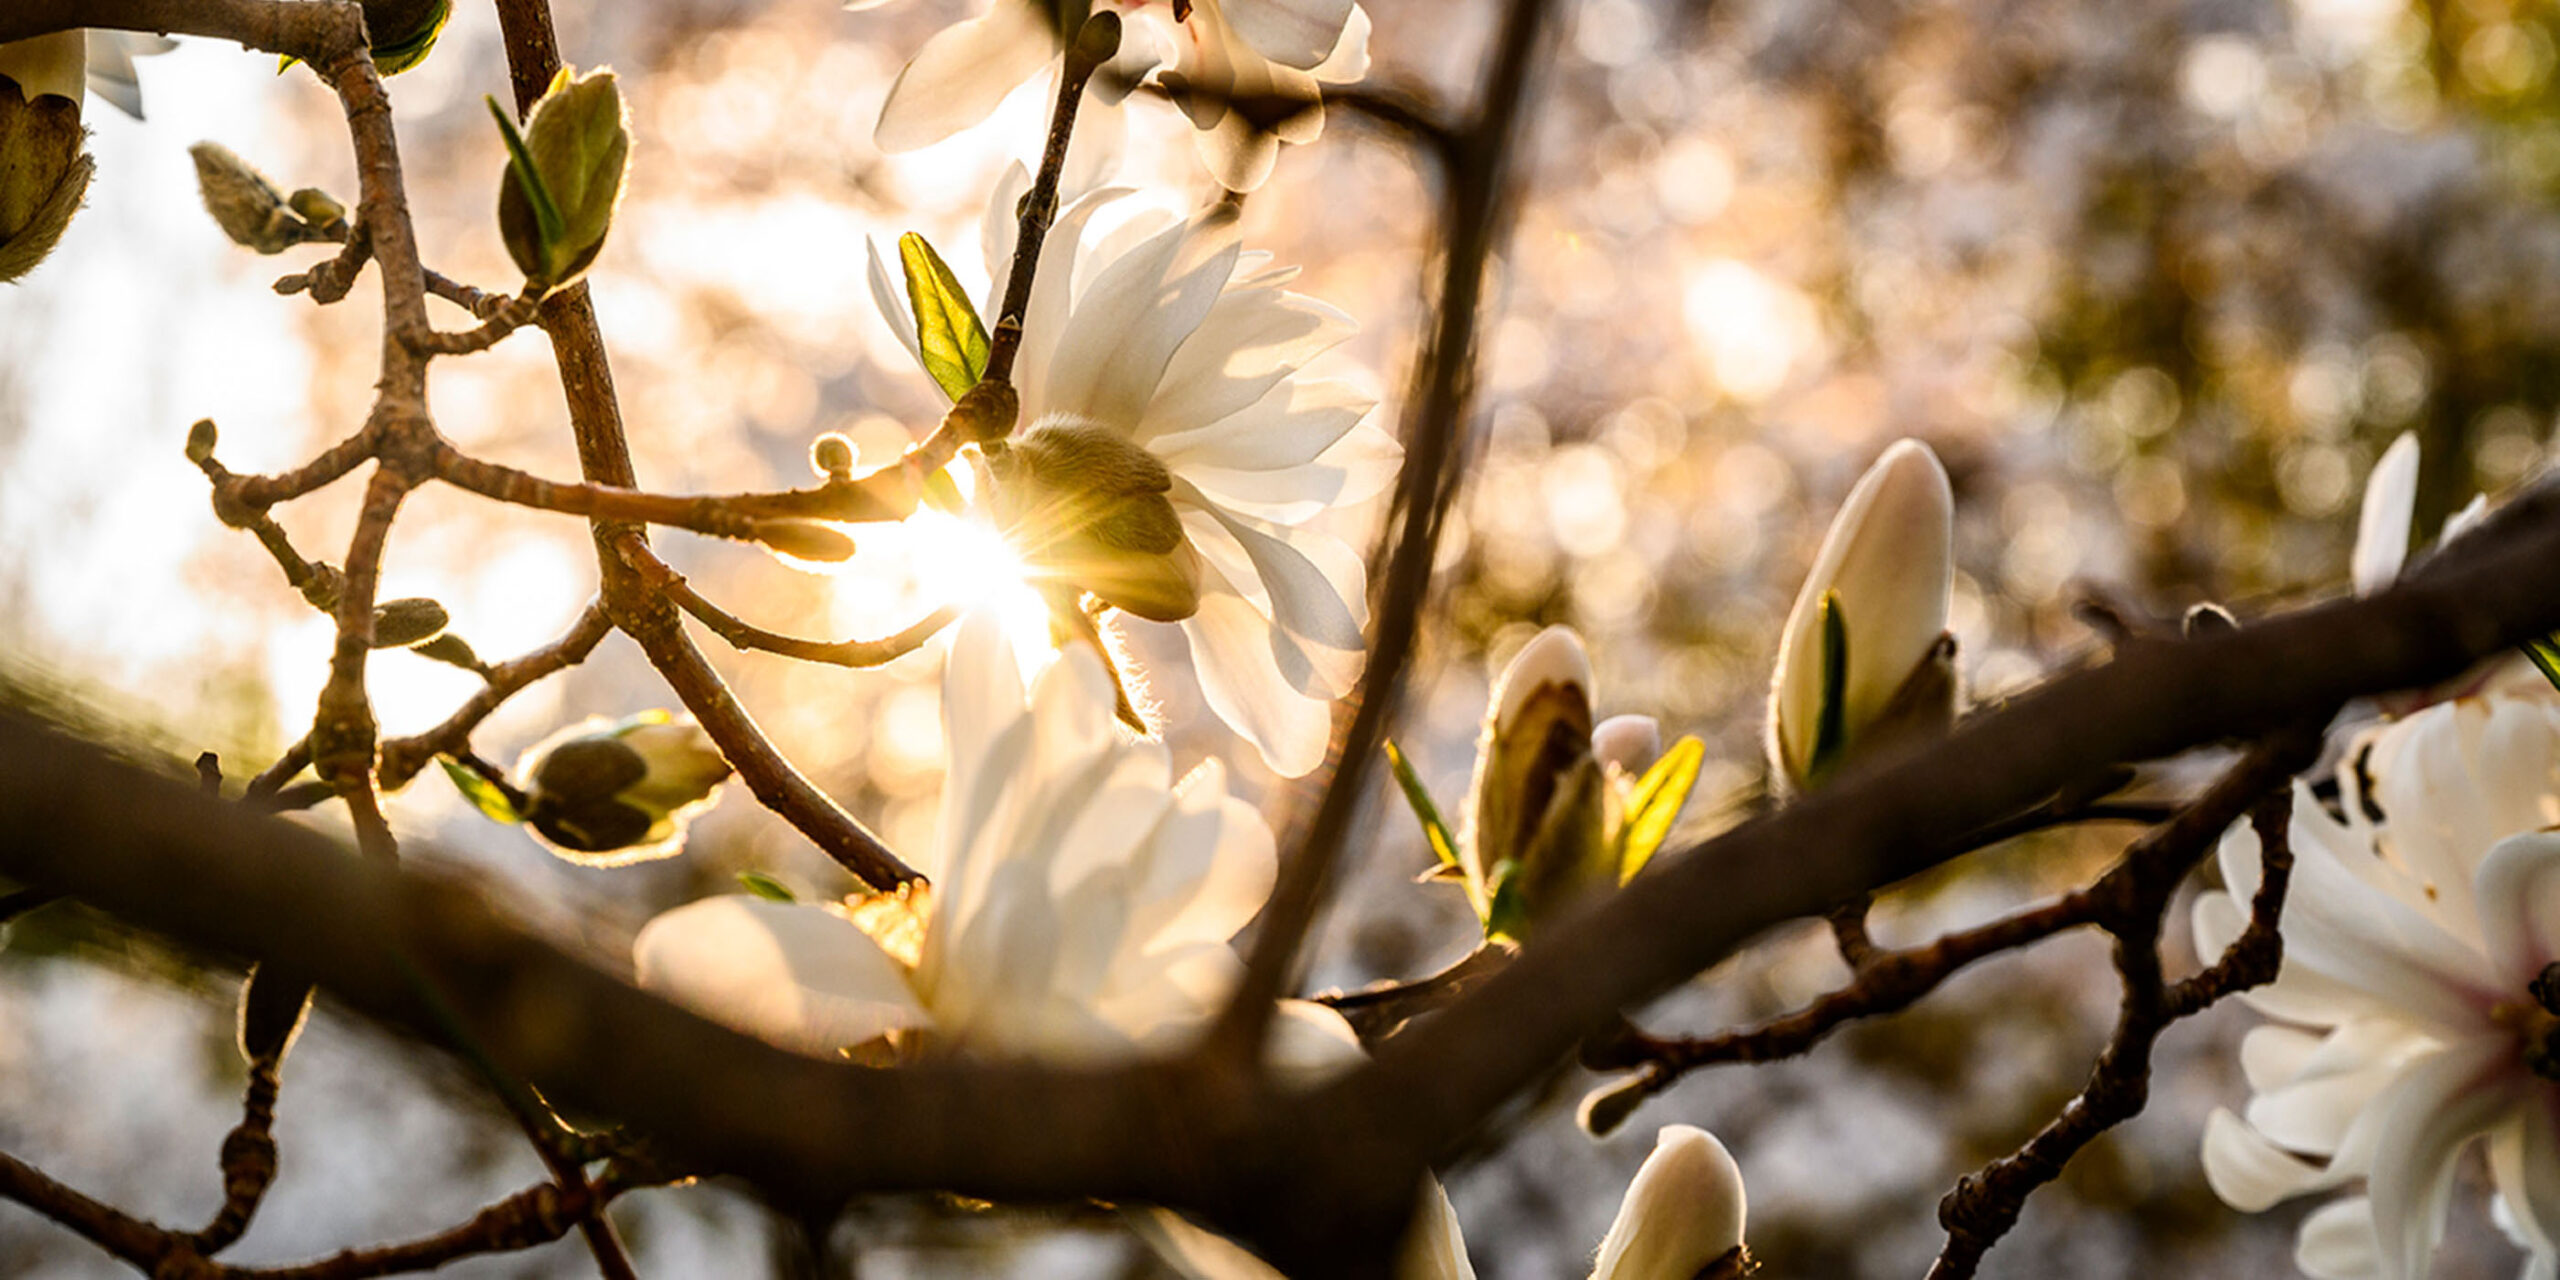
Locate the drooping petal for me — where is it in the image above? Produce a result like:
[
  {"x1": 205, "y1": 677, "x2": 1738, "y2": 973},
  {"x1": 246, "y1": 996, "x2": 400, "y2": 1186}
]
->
[
  {"x1": 865, "y1": 235, "x2": 925, "y2": 367},
  {"x1": 1116, "y1": 758, "x2": 1278, "y2": 951},
  {"x1": 2490, "y1": 1089, "x2": 2560, "y2": 1267},
  {"x1": 874, "y1": 0, "x2": 1059, "y2": 153},
  {"x1": 1151, "y1": 377, "x2": 1372, "y2": 475},
  {"x1": 1142, "y1": 286, "x2": 1357, "y2": 439},
  {"x1": 83, "y1": 31, "x2": 171, "y2": 119},
  {"x1": 633, "y1": 897, "x2": 927, "y2": 1057},
  {"x1": 2366, "y1": 1037, "x2": 2520, "y2": 1280},
  {"x1": 2202, "y1": 1107, "x2": 2334, "y2": 1212},
  {"x1": 2244, "y1": 1020, "x2": 2437, "y2": 1158},
  {"x1": 2353, "y1": 432, "x2": 2420, "y2": 596},
  {"x1": 2298, "y1": 1196, "x2": 2386, "y2": 1280},
  {"x1": 1181, "y1": 584, "x2": 1335, "y2": 777}
]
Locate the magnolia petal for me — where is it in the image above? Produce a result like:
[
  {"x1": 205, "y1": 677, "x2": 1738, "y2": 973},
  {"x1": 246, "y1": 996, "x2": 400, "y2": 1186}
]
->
[
  {"x1": 1589, "y1": 1125, "x2": 1747, "y2": 1280},
  {"x1": 1181, "y1": 586, "x2": 1334, "y2": 777},
  {"x1": 1011, "y1": 190, "x2": 1129, "y2": 415},
  {"x1": 1403, "y1": 1176, "x2": 1477, "y2": 1280},
  {"x1": 1151, "y1": 377, "x2": 1373, "y2": 475},
  {"x1": 1201, "y1": 506, "x2": 1363, "y2": 651},
  {"x1": 1142, "y1": 286, "x2": 1356, "y2": 438},
  {"x1": 2353, "y1": 432, "x2": 2420, "y2": 596},
  {"x1": 1193, "y1": 110, "x2": 1290, "y2": 193},
  {"x1": 1593, "y1": 715, "x2": 1663, "y2": 776},
  {"x1": 84, "y1": 31, "x2": 171, "y2": 119},
  {"x1": 874, "y1": 0, "x2": 1059, "y2": 152},
  {"x1": 1117, "y1": 758, "x2": 1278, "y2": 951},
  {"x1": 1134, "y1": 1208, "x2": 1285, "y2": 1280},
  {"x1": 632, "y1": 897, "x2": 927, "y2": 1057},
  {"x1": 865, "y1": 235, "x2": 927, "y2": 368},
  {"x1": 2298, "y1": 1197, "x2": 2386, "y2": 1280},
  {"x1": 1046, "y1": 208, "x2": 1244, "y2": 427},
  {"x1": 1311, "y1": 4, "x2": 1372, "y2": 82},
  {"x1": 2245, "y1": 1042, "x2": 2422, "y2": 1158},
  {"x1": 2202, "y1": 1107, "x2": 2332, "y2": 1212},
  {"x1": 2475, "y1": 831, "x2": 2560, "y2": 994},
  {"x1": 2367, "y1": 1037, "x2": 2517, "y2": 1280},
  {"x1": 1218, "y1": 0, "x2": 1358, "y2": 69},
  {"x1": 1768, "y1": 439, "x2": 1953, "y2": 785},
  {"x1": 2443, "y1": 492, "x2": 2491, "y2": 544},
  {"x1": 1263, "y1": 999, "x2": 1365, "y2": 1086},
  {"x1": 2490, "y1": 1090, "x2": 2560, "y2": 1266},
  {"x1": 2266, "y1": 791, "x2": 2506, "y2": 1035}
]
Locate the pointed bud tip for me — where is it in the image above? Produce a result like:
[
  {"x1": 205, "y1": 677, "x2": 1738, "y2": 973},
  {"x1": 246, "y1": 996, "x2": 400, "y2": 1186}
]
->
[{"x1": 1493, "y1": 626, "x2": 1594, "y2": 732}]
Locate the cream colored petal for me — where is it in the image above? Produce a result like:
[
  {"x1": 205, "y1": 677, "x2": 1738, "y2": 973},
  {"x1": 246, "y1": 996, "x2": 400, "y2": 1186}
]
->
[
  {"x1": 1767, "y1": 439, "x2": 1952, "y2": 785},
  {"x1": 1218, "y1": 0, "x2": 1357, "y2": 69},
  {"x1": 1589, "y1": 1125, "x2": 1746, "y2": 1280},
  {"x1": 2473, "y1": 831, "x2": 2560, "y2": 994},
  {"x1": 2297, "y1": 1196, "x2": 2386, "y2": 1280},
  {"x1": 874, "y1": 0, "x2": 1059, "y2": 152},
  {"x1": 1180, "y1": 584, "x2": 1335, "y2": 777},
  {"x1": 2490, "y1": 1091, "x2": 2560, "y2": 1266},
  {"x1": 2367, "y1": 1038, "x2": 2520, "y2": 1280},
  {"x1": 2353, "y1": 432, "x2": 2420, "y2": 596},
  {"x1": 2202, "y1": 1107, "x2": 2333, "y2": 1212},
  {"x1": 1142, "y1": 286, "x2": 1355, "y2": 440},
  {"x1": 633, "y1": 897, "x2": 928, "y2": 1057},
  {"x1": 865, "y1": 235, "x2": 927, "y2": 370},
  {"x1": 1045, "y1": 208, "x2": 1242, "y2": 426}
]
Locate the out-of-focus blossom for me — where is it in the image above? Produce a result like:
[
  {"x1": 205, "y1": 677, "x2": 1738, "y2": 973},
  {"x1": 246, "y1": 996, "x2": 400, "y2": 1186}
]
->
[
  {"x1": 2195, "y1": 694, "x2": 2560, "y2": 1280},
  {"x1": 867, "y1": 0, "x2": 1370, "y2": 191},
  {"x1": 83, "y1": 31, "x2": 173, "y2": 119},
  {"x1": 515, "y1": 711, "x2": 731, "y2": 864},
  {"x1": 633, "y1": 609, "x2": 1278, "y2": 1059},
  {"x1": 1450, "y1": 626, "x2": 1700, "y2": 939},
  {"x1": 2348, "y1": 430, "x2": 2537, "y2": 710},
  {"x1": 1590, "y1": 1125, "x2": 1752, "y2": 1280},
  {"x1": 870, "y1": 168, "x2": 1398, "y2": 777},
  {"x1": 1765, "y1": 438, "x2": 1956, "y2": 795}
]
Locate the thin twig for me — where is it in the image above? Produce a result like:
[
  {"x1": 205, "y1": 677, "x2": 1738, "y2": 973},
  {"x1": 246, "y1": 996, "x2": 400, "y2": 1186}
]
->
[{"x1": 376, "y1": 603, "x2": 613, "y2": 790}]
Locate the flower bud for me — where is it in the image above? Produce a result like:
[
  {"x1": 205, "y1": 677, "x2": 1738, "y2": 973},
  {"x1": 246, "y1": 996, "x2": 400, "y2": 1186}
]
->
[
  {"x1": 0, "y1": 33, "x2": 93, "y2": 285},
  {"x1": 185, "y1": 418, "x2": 219, "y2": 465},
  {"x1": 236, "y1": 963, "x2": 314, "y2": 1065},
  {"x1": 492, "y1": 67, "x2": 628, "y2": 293},
  {"x1": 365, "y1": 0, "x2": 453, "y2": 76},
  {"x1": 190, "y1": 142, "x2": 335, "y2": 255},
  {"x1": 755, "y1": 519, "x2": 857, "y2": 564},
  {"x1": 1592, "y1": 714, "x2": 1662, "y2": 778},
  {"x1": 992, "y1": 415, "x2": 1203, "y2": 622},
  {"x1": 1589, "y1": 1126, "x2": 1750, "y2": 1280},
  {"x1": 1766, "y1": 439, "x2": 1956, "y2": 795},
  {"x1": 810, "y1": 432, "x2": 857, "y2": 479},
  {"x1": 516, "y1": 712, "x2": 731, "y2": 865},
  {"x1": 368, "y1": 597, "x2": 450, "y2": 649},
  {"x1": 1464, "y1": 627, "x2": 1609, "y2": 938}
]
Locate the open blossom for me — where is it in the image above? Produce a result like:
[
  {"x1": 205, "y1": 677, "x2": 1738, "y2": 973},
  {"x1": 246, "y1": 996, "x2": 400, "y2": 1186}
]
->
[
  {"x1": 633, "y1": 609, "x2": 1278, "y2": 1060},
  {"x1": 1765, "y1": 438, "x2": 1957, "y2": 795},
  {"x1": 871, "y1": 166, "x2": 1397, "y2": 777},
  {"x1": 2196, "y1": 694, "x2": 2560, "y2": 1279},
  {"x1": 870, "y1": 0, "x2": 1370, "y2": 191}
]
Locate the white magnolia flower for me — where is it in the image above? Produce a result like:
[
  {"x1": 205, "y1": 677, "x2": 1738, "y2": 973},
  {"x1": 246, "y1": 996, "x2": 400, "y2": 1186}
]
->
[
  {"x1": 1765, "y1": 438, "x2": 1957, "y2": 794},
  {"x1": 634, "y1": 609, "x2": 1278, "y2": 1060},
  {"x1": 2196, "y1": 694, "x2": 2560, "y2": 1279},
  {"x1": 870, "y1": 168, "x2": 1398, "y2": 778},
  {"x1": 2349, "y1": 431, "x2": 2532, "y2": 711},
  {"x1": 869, "y1": 0, "x2": 1370, "y2": 191},
  {"x1": 1590, "y1": 1125, "x2": 1751, "y2": 1280}
]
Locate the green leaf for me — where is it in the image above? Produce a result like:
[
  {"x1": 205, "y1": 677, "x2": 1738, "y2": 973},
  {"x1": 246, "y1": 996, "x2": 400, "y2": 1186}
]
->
[
  {"x1": 920, "y1": 466, "x2": 968, "y2": 514},
  {"x1": 1384, "y1": 740, "x2": 1460, "y2": 871},
  {"x1": 487, "y1": 94, "x2": 565, "y2": 261},
  {"x1": 2528, "y1": 635, "x2": 2560, "y2": 694},
  {"x1": 1808, "y1": 590, "x2": 1850, "y2": 783},
  {"x1": 900, "y1": 232, "x2": 992, "y2": 402},
  {"x1": 1616, "y1": 735, "x2": 1704, "y2": 883},
  {"x1": 736, "y1": 871, "x2": 797, "y2": 903},
  {"x1": 439, "y1": 756, "x2": 523, "y2": 825},
  {"x1": 1483, "y1": 860, "x2": 1528, "y2": 942}
]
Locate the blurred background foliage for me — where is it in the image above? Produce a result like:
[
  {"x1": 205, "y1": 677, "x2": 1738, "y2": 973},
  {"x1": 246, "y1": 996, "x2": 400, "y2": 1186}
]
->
[{"x1": 2, "y1": 0, "x2": 2556, "y2": 1273}]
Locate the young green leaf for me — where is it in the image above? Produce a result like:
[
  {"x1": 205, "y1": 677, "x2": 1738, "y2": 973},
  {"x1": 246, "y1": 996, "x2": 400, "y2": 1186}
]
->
[
  {"x1": 1384, "y1": 739, "x2": 1461, "y2": 871},
  {"x1": 920, "y1": 466, "x2": 968, "y2": 514},
  {"x1": 1483, "y1": 860, "x2": 1528, "y2": 941},
  {"x1": 899, "y1": 232, "x2": 992, "y2": 402},
  {"x1": 736, "y1": 871, "x2": 798, "y2": 902},
  {"x1": 2528, "y1": 635, "x2": 2560, "y2": 694},
  {"x1": 486, "y1": 93, "x2": 566, "y2": 255},
  {"x1": 1807, "y1": 590, "x2": 1850, "y2": 784},
  {"x1": 1616, "y1": 734, "x2": 1704, "y2": 883},
  {"x1": 439, "y1": 756, "x2": 523, "y2": 825}
]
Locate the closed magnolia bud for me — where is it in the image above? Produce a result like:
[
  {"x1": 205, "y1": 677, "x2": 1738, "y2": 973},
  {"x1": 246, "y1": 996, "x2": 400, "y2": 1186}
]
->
[
  {"x1": 494, "y1": 67, "x2": 629, "y2": 292},
  {"x1": 185, "y1": 418, "x2": 219, "y2": 464},
  {"x1": 237, "y1": 963, "x2": 314, "y2": 1065},
  {"x1": 992, "y1": 415, "x2": 1203, "y2": 622},
  {"x1": 0, "y1": 33, "x2": 93, "y2": 285},
  {"x1": 516, "y1": 712, "x2": 731, "y2": 865},
  {"x1": 364, "y1": 0, "x2": 453, "y2": 76},
  {"x1": 368, "y1": 597, "x2": 449, "y2": 648},
  {"x1": 756, "y1": 520, "x2": 857, "y2": 563},
  {"x1": 1589, "y1": 1126, "x2": 1750, "y2": 1280},
  {"x1": 1464, "y1": 627, "x2": 1611, "y2": 938},
  {"x1": 1767, "y1": 439, "x2": 1955, "y2": 795}
]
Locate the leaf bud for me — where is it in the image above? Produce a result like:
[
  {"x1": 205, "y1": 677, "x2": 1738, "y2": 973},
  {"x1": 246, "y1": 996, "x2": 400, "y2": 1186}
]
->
[
  {"x1": 185, "y1": 418, "x2": 219, "y2": 465},
  {"x1": 756, "y1": 520, "x2": 857, "y2": 563},
  {"x1": 1070, "y1": 10, "x2": 1125, "y2": 75},
  {"x1": 190, "y1": 142, "x2": 334, "y2": 255},
  {"x1": 368, "y1": 597, "x2": 450, "y2": 648},
  {"x1": 492, "y1": 67, "x2": 629, "y2": 294},
  {"x1": 236, "y1": 963, "x2": 314, "y2": 1065}
]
